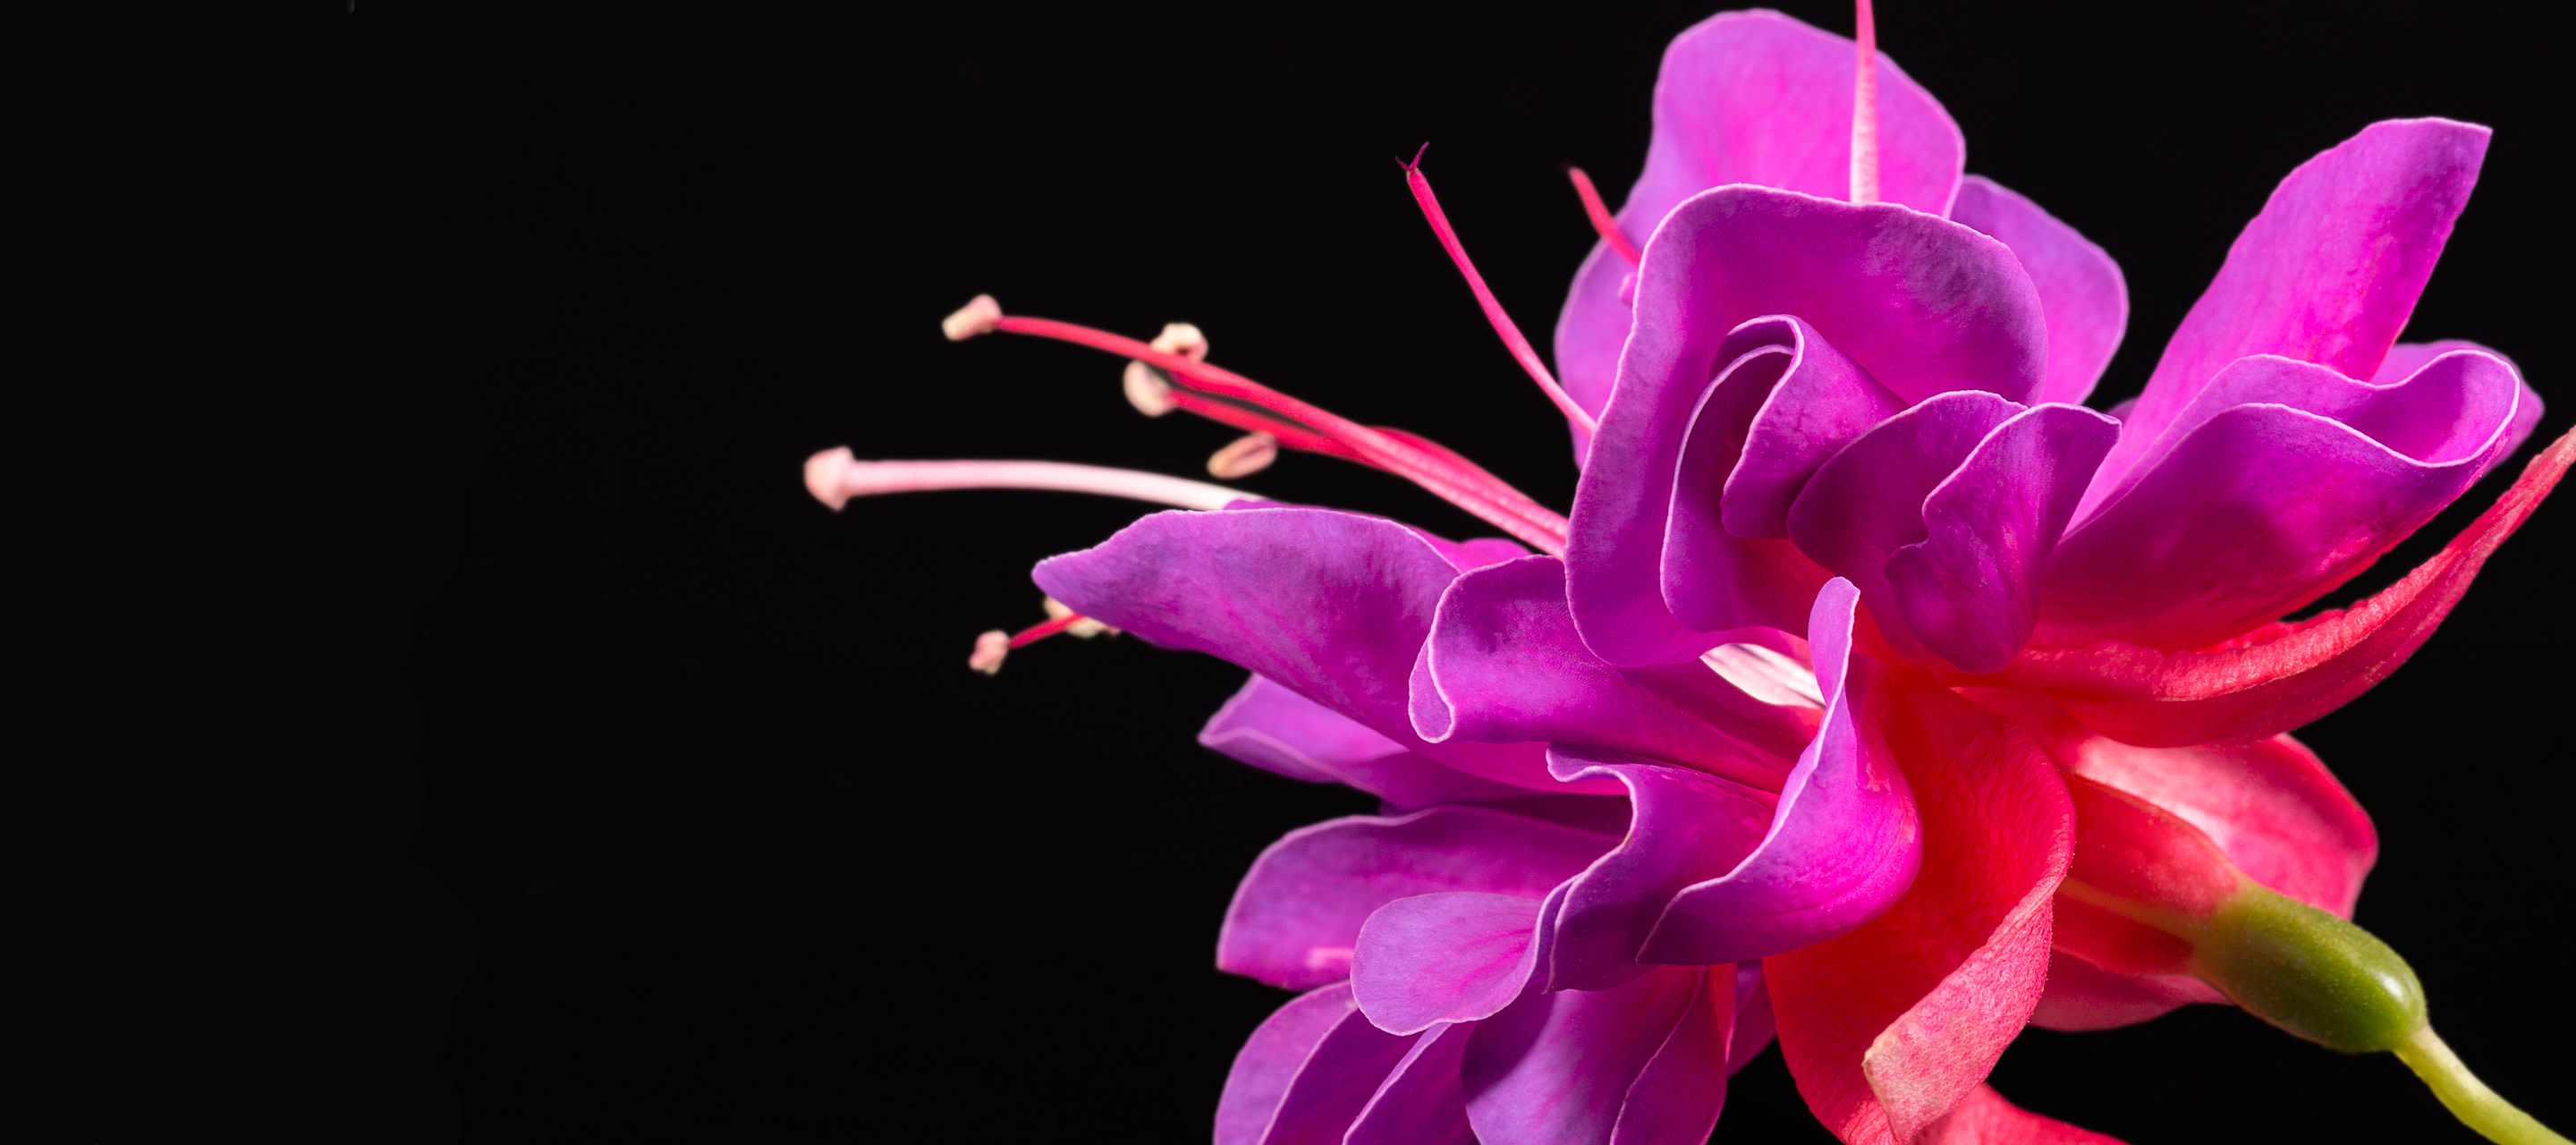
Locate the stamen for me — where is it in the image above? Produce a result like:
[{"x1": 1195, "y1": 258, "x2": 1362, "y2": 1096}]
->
[
  {"x1": 944, "y1": 294, "x2": 1004, "y2": 341},
  {"x1": 1402, "y1": 151, "x2": 1602, "y2": 437},
  {"x1": 957, "y1": 302, "x2": 1572, "y2": 552},
  {"x1": 968, "y1": 630, "x2": 1011, "y2": 674},
  {"x1": 1149, "y1": 322, "x2": 1208, "y2": 360},
  {"x1": 1850, "y1": 0, "x2": 1880, "y2": 205},
  {"x1": 967, "y1": 608, "x2": 1101, "y2": 675},
  {"x1": 1121, "y1": 323, "x2": 1205, "y2": 417},
  {"x1": 1208, "y1": 431, "x2": 1279, "y2": 479},
  {"x1": 804, "y1": 448, "x2": 1253, "y2": 512},
  {"x1": 1563, "y1": 165, "x2": 1642, "y2": 266},
  {"x1": 1042, "y1": 596, "x2": 1119, "y2": 639}
]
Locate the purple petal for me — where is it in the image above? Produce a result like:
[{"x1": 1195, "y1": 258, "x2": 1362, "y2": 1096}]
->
[
  {"x1": 1347, "y1": 1022, "x2": 1479, "y2": 1145},
  {"x1": 1200, "y1": 674, "x2": 1533, "y2": 809},
  {"x1": 1462, "y1": 964, "x2": 1727, "y2": 1145},
  {"x1": 1412, "y1": 555, "x2": 1816, "y2": 789},
  {"x1": 1216, "y1": 983, "x2": 1364, "y2": 1145},
  {"x1": 1568, "y1": 187, "x2": 2045, "y2": 665},
  {"x1": 1409, "y1": 529, "x2": 1531, "y2": 572},
  {"x1": 2098, "y1": 118, "x2": 2490, "y2": 494},
  {"x1": 1785, "y1": 391, "x2": 2021, "y2": 660},
  {"x1": 1714, "y1": 317, "x2": 1908, "y2": 541},
  {"x1": 1947, "y1": 175, "x2": 2129, "y2": 407},
  {"x1": 1555, "y1": 9, "x2": 1963, "y2": 420},
  {"x1": 1537, "y1": 749, "x2": 1774, "y2": 992},
  {"x1": 1885, "y1": 403, "x2": 2121, "y2": 673},
  {"x1": 1222, "y1": 981, "x2": 1425, "y2": 1145},
  {"x1": 1034, "y1": 506, "x2": 1574, "y2": 793},
  {"x1": 1352, "y1": 892, "x2": 1546, "y2": 1035},
  {"x1": 1221, "y1": 806, "x2": 1617, "y2": 990},
  {"x1": 1640, "y1": 580, "x2": 1922, "y2": 965},
  {"x1": 1727, "y1": 963, "x2": 1775, "y2": 1075},
  {"x1": 2041, "y1": 350, "x2": 2536, "y2": 649}
]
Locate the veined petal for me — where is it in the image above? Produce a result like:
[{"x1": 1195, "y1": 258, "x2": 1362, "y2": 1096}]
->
[
  {"x1": 2097, "y1": 117, "x2": 2489, "y2": 494},
  {"x1": 1947, "y1": 176, "x2": 2128, "y2": 408},
  {"x1": 1955, "y1": 426, "x2": 2571, "y2": 747},
  {"x1": 1221, "y1": 806, "x2": 1617, "y2": 990},
  {"x1": 1640, "y1": 580, "x2": 1923, "y2": 966},
  {"x1": 1462, "y1": 964, "x2": 1732, "y2": 1145},
  {"x1": 1034, "y1": 506, "x2": 1592, "y2": 792},
  {"x1": 1413, "y1": 555, "x2": 1816, "y2": 787},
  {"x1": 1767, "y1": 683, "x2": 2074, "y2": 1145},
  {"x1": 1200, "y1": 674, "x2": 1534, "y2": 809},
  {"x1": 2029, "y1": 949, "x2": 2223, "y2": 1033},
  {"x1": 1352, "y1": 892, "x2": 1546, "y2": 1035},
  {"x1": 1556, "y1": 9, "x2": 1963, "y2": 420},
  {"x1": 1919, "y1": 1085, "x2": 2130, "y2": 1144},
  {"x1": 2045, "y1": 351, "x2": 2537, "y2": 650},
  {"x1": 1715, "y1": 317, "x2": 1906, "y2": 542},
  {"x1": 1539, "y1": 750, "x2": 1775, "y2": 992},
  {"x1": 1219, "y1": 981, "x2": 1423, "y2": 1145},
  {"x1": 1347, "y1": 1022, "x2": 1479, "y2": 1145}
]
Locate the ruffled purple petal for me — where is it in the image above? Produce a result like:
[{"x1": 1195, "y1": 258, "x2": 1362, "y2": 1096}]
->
[
  {"x1": 1639, "y1": 580, "x2": 1923, "y2": 965},
  {"x1": 1412, "y1": 555, "x2": 1815, "y2": 787},
  {"x1": 1786, "y1": 391, "x2": 2021, "y2": 659},
  {"x1": 1352, "y1": 892, "x2": 1546, "y2": 1035},
  {"x1": 1221, "y1": 806, "x2": 1617, "y2": 991},
  {"x1": 1347, "y1": 1022, "x2": 1479, "y2": 1145},
  {"x1": 1200, "y1": 674, "x2": 1533, "y2": 809},
  {"x1": 1885, "y1": 403, "x2": 2120, "y2": 673},
  {"x1": 1569, "y1": 186, "x2": 2045, "y2": 664},
  {"x1": 2097, "y1": 118, "x2": 2490, "y2": 494},
  {"x1": 1462, "y1": 964, "x2": 1730, "y2": 1145},
  {"x1": 1555, "y1": 9, "x2": 1963, "y2": 420},
  {"x1": 1538, "y1": 749, "x2": 1775, "y2": 992},
  {"x1": 1716, "y1": 317, "x2": 1908, "y2": 541},
  {"x1": 1034, "y1": 505, "x2": 1577, "y2": 792},
  {"x1": 1727, "y1": 963, "x2": 1776, "y2": 1075},
  {"x1": 1947, "y1": 175, "x2": 2128, "y2": 407},
  {"x1": 2041, "y1": 350, "x2": 2536, "y2": 649}
]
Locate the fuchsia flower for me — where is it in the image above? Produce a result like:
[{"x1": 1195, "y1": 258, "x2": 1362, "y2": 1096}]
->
[{"x1": 806, "y1": 6, "x2": 2569, "y2": 1143}]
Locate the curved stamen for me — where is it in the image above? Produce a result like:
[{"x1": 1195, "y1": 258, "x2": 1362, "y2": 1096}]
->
[
  {"x1": 950, "y1": 301, "x2": 1572, "y2": 552},
  {"x1": 1563, "y1": 165, "x2": 1643, "y2": 265},
  {"x1": 1851, "y1": 0, "x2": 1881, "y2": 204},
  {"x1": 804, "y1": 449, "x2": 1254, "y2": 512},
  {"x1": 1402, "y1": 152, "x2": 1602, "y2": 436}
]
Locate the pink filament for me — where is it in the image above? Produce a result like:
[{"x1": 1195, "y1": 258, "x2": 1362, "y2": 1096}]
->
[
  {"x1": 1851, "y1": 0, "x2": 1880, "y2": 204},
  {"x1": 1402, "y1": 155, "x2": 1601, "y2": 437},
  {"x1": 803, "y1": 449, "x2": 1251, "y2": 512},
  {"x1": 979, "y1": 312, "x2": 1572, "y2": 553},
  {"x1": 1008, "y1": 612, "x2": 1086, "y2": 648},
  {"x1": 1563, "y1": 165, "x2": 1642, "y2": 265}
]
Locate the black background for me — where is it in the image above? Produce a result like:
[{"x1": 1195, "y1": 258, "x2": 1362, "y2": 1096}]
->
[{"x1": 250, "y1": 1, "x2": 2574, "y2": 1140}]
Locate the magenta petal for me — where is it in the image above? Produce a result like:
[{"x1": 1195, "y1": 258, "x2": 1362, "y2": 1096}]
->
[
  {"x1": 2042, "y1": 351, "x2": 2535, "y2": 649},
  {"x1": 1200, "y1": 674, "x2": 1533, "y2": 810},
  {"x1": 2102, "y1": 118, "x2": 2490, "y2": 489},
  {"x1": 1244, "y1": 988, "x2": 1425, "y2": 1145},
  {"x1": 1947, "y1": 175, "x2": 2128, "y2": 407},
  {"x1": 1886, "y1": 403, "x2": 2120, "y2": 674},
  {"x1": 1640, "y1": 580, "x2": 1922, "y2": 965},
  {"x1": 1462, "y1": 964, "x2": 1727, "y2": 1145},
  {"x1": 2029, "y1": 949, "x2": 2223, "y2": 1032},
  {"x1": 1034, "y1": 506, "x2": 1571, "y2": 792},
  {"x1": 1538, "y1": 749, "x2": 1775, "y2": 991},
  {"x1": 1216, "y1": 983, "x2": 1368, "y2": 1145},
  {"x1": 1352, "y1": 892, "x2": 1546, "y2": 1035},
  {"x1": 1717, "y1": 317, "x2": 1908, "y2": 541},
  {"x1": 1786, "y1": 391, "x2": 2021, "y2": 658},
  {"x1": 1555, "y1": 9, "x2": 1963, "y2": 420},
  {"x1": 1347, "y1": 1022, "x2": 1479, "y2": 1145},
  {"x1": 1222, "y1": 806, "x2": 1617, "y2": 990},
  {"x1": 1414, "y1": 555, "x2": 1816, "y2": 786}
]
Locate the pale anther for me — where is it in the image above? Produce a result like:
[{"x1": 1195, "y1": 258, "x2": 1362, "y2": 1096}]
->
[
  {"x1": 1208, "y1": 431, "x2": 1279, "y2": 479},
  {"x1": 968, "y1": 630, "x2": 1012, "y2": 674},
  {"x1": 1043, "y1": 597, "x2": 1119, "y2": 639},
  {"x1": 943, "y1": 294, "x2": 1004, "y2": 341}
]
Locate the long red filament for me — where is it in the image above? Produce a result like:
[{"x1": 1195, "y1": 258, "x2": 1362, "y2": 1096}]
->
[
  {"x1": 1563, "y1": 165, "x2": 1642, "y2": 265},
  {"x1": 985, "y1": 312, "x2": 1571, "y2": 552},
  {"x1": 1402, "y1": 155, "x2": 1601, "y2": 437},
  {"x1": 1851, "y1": 0, "x2": 1881, "y2": 204},
  {"x1": 1009, "y1": 612, "x2": 1085, "y2": 647}
]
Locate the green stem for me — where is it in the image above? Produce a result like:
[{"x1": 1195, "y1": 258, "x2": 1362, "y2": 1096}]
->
[{"x1": 2392, "y1": 1025, "x2": 2569, "y2": 1145}]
